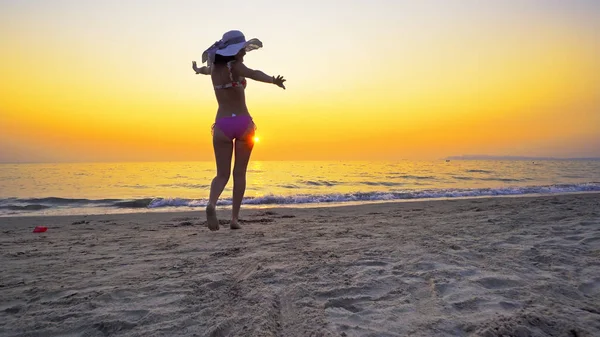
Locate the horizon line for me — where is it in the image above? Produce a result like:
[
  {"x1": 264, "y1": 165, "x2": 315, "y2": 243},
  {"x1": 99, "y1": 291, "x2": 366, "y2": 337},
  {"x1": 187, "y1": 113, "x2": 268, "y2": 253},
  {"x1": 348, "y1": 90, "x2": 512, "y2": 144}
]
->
[{"x1": 2, "y1": 156, "x2": 600, "y2": 165}]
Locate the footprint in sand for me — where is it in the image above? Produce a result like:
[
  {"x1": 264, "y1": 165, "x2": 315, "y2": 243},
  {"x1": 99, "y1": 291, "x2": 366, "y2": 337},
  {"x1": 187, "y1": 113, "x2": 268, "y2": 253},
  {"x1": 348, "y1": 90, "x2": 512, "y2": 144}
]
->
[
  {"x1": 324, "y1": 298, "x2": 363, "y2": 313},
  {"x1": 94, "y1": 320, "x2": 137, "y2": 335},
  {"x1": 205, "y1": 320, "x2": 233, "y2": 337},
  {"x1": 171, "y1": 217, "x2": 196, "y2": 222},
  {"x1": 95, "y1": 289, "x2": 137, "y2": 303},
  {"x1": 39, "y1": 290, "x2": 79, "y2": 304},
  {"x1": 355, "y1": 260, "x2": 388, "y2": 267},
  {"x1": 119, "y1": 309, "x2": 149, "y2": 322},
  {"x1": 452, "y1": 297, "x2": 485, "y2": 311},
  {"x1": 241, "y1": 218, "x2": 275, "y2": 224},
  {"x1": 210, "y1": 247, "x2": 242, "y2": 258},
  {"x1": 578, "y1": 278, "x2": 600, "y2": 296},
  {"x1": 475, "y1": 276, "x2": 524, "y2": 289},
  {"x1": 1, "y1": 300, "x2": 26, "y2": 314},
  {"x1": 579, "y1": 235, "x2": 600, "y2": 246},
  {"x1": 414, "y1": 261, "x2": 437, "y2": 271},
  {"x1": 473, "y1": 312, "x2": 582, "y2": 337},
  {"x1": 177, "y1": 221, "x2": 195, "y2": 227}
]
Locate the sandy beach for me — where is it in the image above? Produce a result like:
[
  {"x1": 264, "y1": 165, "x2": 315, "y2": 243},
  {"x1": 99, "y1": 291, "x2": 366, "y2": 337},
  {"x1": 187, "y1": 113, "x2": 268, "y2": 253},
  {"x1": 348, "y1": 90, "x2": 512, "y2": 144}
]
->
[{"x1": 1, "y1": 193, "x2": 599, "y2": 336}]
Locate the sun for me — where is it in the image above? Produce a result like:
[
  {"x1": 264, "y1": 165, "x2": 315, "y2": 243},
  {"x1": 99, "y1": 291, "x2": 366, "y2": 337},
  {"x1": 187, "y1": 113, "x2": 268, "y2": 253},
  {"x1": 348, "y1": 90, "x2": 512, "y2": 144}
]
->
[{"x1": 253, "y1": 136, "x2": 260, "y2": 143}]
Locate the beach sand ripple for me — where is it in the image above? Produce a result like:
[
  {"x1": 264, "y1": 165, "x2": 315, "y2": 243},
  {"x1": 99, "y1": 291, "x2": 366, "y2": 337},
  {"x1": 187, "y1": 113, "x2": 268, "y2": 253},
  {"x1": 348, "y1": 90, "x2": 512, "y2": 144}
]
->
[{"x1": 1, "y1": 193, "x2": 599, "y2": 336}]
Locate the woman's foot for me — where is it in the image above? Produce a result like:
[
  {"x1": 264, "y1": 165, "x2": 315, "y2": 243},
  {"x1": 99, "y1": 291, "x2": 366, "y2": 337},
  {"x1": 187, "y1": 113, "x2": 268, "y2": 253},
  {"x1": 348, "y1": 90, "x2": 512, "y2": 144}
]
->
[
  {"x1": 206, "y1": 204, "x2": 219, "y2": 231},
  {"x1": 230, "y1": 220, "x2": 242, "y2": 230}
]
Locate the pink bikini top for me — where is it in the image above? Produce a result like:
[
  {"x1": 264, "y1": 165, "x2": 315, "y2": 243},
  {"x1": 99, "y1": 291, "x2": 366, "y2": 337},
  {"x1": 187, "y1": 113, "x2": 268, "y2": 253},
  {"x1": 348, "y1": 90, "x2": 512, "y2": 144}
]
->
[{"x1": 213, "y1": 61, "x2": 246, "y2": 90}]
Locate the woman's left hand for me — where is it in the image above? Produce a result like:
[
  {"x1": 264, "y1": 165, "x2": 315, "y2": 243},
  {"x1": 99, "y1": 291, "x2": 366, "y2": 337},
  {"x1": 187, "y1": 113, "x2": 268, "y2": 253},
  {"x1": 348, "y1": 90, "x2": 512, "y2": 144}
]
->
[{"x1": 273, "y1": 75, "x2": 286, "y2": 89}]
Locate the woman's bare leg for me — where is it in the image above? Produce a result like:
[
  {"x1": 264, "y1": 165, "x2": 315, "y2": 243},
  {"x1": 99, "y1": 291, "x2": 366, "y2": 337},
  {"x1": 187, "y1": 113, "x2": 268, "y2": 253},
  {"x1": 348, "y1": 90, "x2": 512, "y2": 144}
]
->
[
  {"x1": 207, "y1": 127, "x2": 233, "y2": 231},
  {"x1": 231, "y1": 127, "x2": 255, "y2": 229}
]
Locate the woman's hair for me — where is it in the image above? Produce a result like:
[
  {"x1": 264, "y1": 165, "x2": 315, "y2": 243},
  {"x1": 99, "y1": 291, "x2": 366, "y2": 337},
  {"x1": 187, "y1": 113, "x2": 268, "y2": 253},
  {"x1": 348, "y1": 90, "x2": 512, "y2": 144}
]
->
[{"x1": 214, "y1": 54, "x2": 237, "y2": 64}]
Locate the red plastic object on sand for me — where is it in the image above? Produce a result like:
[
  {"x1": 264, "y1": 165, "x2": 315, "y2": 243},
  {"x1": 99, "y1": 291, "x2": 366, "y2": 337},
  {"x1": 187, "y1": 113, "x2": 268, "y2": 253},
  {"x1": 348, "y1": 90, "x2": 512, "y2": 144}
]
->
[{"x1": 33, "y1": 226, "x2": 48, "y2": 233}]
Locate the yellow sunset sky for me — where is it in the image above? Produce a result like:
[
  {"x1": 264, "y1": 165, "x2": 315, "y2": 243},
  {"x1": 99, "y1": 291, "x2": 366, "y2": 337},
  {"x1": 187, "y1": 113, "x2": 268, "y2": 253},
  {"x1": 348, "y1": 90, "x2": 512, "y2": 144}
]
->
[{"x1": 1, "y1": 0, "x2": 599, "y2": 162}]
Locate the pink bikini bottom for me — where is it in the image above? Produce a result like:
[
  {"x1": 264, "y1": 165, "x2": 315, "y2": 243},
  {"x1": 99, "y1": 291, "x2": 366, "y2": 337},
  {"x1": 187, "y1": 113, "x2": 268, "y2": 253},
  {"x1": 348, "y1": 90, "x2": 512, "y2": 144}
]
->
[{"x1": 213, "y1": 115, "x2": 255, "y2": 140}]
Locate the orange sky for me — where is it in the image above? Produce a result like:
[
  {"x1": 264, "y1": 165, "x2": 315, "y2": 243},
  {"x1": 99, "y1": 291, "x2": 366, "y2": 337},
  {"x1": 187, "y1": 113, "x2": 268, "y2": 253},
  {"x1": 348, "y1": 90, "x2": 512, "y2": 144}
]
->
[{"x1": 1, "y1": 1, "x2": 599, "y2": 162}]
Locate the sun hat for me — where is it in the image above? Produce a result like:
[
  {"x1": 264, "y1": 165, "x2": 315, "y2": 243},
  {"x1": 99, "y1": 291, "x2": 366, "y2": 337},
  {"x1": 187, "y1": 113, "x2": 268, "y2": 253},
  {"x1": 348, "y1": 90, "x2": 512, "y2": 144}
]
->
[{"x1": 202, "y1": 30, "x2": 262, "y2": 67}]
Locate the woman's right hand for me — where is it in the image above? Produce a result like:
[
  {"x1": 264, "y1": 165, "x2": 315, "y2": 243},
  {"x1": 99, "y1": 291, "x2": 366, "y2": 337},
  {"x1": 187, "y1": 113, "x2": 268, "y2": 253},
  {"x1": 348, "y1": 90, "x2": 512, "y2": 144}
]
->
[
  {"x1": 192, "y1": 61, "x2": 210, "y2": 75},
  {"x1": 192, "y1": 61, "x2": 201, "y2": 74},
  {"x1": 273, "y1": 75, "x2": 286, "y2": 90}
]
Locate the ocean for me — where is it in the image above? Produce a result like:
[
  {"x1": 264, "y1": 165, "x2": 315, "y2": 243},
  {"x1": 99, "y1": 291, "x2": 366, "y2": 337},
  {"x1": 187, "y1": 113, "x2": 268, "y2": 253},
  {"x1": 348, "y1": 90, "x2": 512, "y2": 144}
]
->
[{"x1": 1, "y1": 160, "x2": 599, "y2": 217}]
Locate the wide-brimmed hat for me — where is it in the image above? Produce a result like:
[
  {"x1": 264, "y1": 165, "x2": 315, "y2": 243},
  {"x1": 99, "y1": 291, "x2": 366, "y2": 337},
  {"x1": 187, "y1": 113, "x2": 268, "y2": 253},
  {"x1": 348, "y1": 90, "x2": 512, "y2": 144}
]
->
[{"x1": 202, "y1": 30, "x2": 262, "y2": 66}]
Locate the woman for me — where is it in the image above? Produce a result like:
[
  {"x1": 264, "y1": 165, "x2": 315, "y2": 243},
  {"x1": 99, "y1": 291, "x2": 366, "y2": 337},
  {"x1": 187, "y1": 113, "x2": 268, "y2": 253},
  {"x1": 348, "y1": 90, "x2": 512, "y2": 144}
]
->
[{"x1": 192, "y1": 30, "x2": 286, "y2": 231}]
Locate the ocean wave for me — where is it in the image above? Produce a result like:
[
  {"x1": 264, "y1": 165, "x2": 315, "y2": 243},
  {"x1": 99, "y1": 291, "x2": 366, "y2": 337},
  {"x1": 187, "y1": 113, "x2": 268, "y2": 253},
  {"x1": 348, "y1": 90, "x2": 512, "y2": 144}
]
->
[
  {"x1": 113, "y1": 198, "x2": 154, "y2": 208},
  {"x1": 0, "y1": 197, "x2": 153, "y2": 212},
  {"x1": 2, "y1": 182, "x2": 599, "y2": 214},
  {"x1": 114, "y1": 184, "x2": 150, "y2": 189},
  {"x1": 451, "y1": 176, "x2": 529, "y2": 183},
  {"x1": 480, "y1": 177, "x2": 532, "y2": 182},
  {"x1": 466, "y1": 169, "x2": 494, "y2": 174},
  {"x1": 147, "y1": 182, "x2": 600, "y2": 208},
  {"x1": 0, "y1": 204, "x2": 51, "y2": 211},
  {"x1": 157, "y1": 183, "x2": 210, "y2": 189},
  {"x1": 387, "y1": 175, "x2": 436, "y2": 180},
  {"x1": 361, "y1": 181, "x2": 404, "y2": 187},
  {"x1": 452, "y1": 176, "x2": 474, "y2": 181},
  {"x1": 301, "y1": 180, "x2": 339, "y2": 187},
  {"x1": 148, "y1": 198, "x2": 205, "y2": 208},
  {"x1": 13, "y1": 197, "x2": 116, "y2": 205}
]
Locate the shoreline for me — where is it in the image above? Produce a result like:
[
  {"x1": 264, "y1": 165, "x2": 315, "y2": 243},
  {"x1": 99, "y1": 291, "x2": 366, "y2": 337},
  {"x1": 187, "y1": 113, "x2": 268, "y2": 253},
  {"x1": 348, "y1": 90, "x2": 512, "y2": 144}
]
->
[
  {"x1": 2, "y1": 190, "x2": 600, "y2": 220},
  {"x1": 2, "y1": 192, "x2": 599, "y2": 336}
]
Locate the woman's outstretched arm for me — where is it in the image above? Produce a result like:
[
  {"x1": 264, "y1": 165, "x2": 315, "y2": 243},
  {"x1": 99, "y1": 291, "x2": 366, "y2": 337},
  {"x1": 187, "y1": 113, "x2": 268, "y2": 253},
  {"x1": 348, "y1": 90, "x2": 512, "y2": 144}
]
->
[
  {"x1": 234, "y1": 62, "x2": 286, "y2": 89},
  {"x1": 192, "y1": 61, "x2": 211, "y2": 75}
]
